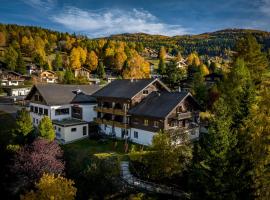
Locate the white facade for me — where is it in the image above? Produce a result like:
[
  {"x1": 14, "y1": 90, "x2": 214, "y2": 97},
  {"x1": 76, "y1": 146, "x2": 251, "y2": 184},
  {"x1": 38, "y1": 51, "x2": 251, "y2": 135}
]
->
[
  {"x1": 130, "y1": 128, "x2": 156, "y2": 146},
  {"x1": 72, "y1": 104, "x2": 97, "y2": 122},
  {"x1": 10, "y1": 87, "x2": 31, "y2": 96},
  {"x1": 29, "y1": 103, "x2": 72, "y2": 127},
  {"x1": 54, "y1": 123, "x2": 88, "y2": 144}
]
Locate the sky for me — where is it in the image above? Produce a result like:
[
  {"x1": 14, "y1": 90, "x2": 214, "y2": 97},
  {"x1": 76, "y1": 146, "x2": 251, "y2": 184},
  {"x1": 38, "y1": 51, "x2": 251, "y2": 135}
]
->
[{"x1": 1, "y1": 0, "x2": 270, "y2": 38}]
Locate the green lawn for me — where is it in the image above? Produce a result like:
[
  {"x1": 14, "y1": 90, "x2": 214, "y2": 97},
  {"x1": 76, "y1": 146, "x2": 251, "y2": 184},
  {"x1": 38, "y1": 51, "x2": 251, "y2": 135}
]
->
[{"x1": 63, "y1": 138, "x2": 145, "y2": 172}]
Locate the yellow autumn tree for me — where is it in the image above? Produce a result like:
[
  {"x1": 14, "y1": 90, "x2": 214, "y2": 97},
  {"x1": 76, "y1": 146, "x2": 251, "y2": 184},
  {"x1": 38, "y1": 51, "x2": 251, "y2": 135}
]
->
[
  {"x1": 159, "y1": 46, "x2": 166, "y2": 60},
  {"x1": 186, "y1": 52, "x2": 201, "y2": 66},
  {"x1": 114, "y1": 51, "x2": 127, "y2": 71},
  {"x1": 78, "y1": 46, "x2": 87, "y2": 64},
  {"x1": 199, "y1": 64, "x2": 210, "y2": 76},
  {"x1": 122, "y1": 50, "x2": 150, "y2": 79},
  {"x1": 34, "y1": 36, "x2": 47, "y2": 62},
  {"x1": 70, "y1": 47, "x2": 81, "y2": 69},
  {"x1": 86, "y1": 50, "x2": 98, "y2": 71},
  {"x1": 0, "y1": 32, "x2": 6, "y2": 46},
  {"x1": 21, "y1": 173, "x2": 77, "y2": 200}
]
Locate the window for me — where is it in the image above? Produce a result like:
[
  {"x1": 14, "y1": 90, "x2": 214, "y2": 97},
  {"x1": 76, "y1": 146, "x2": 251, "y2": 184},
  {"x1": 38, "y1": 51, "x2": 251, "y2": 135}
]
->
[
  {"x1": 30, "y1": 106, "x2": 34, "y2": 112},
  {"x1": 154, "y1": 121, "x2": 159, "y2": 127},
  {"x1": 34, "y1": 95, "x2": 39, "y2": 101},
  {"x1": 83, "y1": 126, "x2": 87, "y2": 136},
  {"x1": 44, "y1": 109, "x2": 48, "y2": 116},
  {"x1": 134, "y1": 131, "x2": 138, "y2": 139},
  {"x1": 38, "y1": 107, "x2": 43, "y2": 115},
  {"x1": 55, "y1": 108, "x2": 70, "y2": 115},
  {"x1": 71, "y1": 128, "x2": 77, "y2": 132},
  {"x1": 54, "y1": 126, "x2": 56, "y2": 130},
  {"x1": 72, "y1": 106, "x2": 82, "y2": 119},
  {"x1": 34, "y1": 107, "x2": 38, "y2": 113},
  {"x1": 33, "y1": 117, "x2": 35, "y2": 123},
  {"x1": 36, "y1": 119, "x2": 39, "y2": 124},
  {"x1": 143, "y1": 90, "x2": 148, "y2": 95},
  {"x1": 144, "y1": 119, "x2": 148, "y2": 126},
  {"x1": 58, "y1": 127, "x2": 61, "y2": 132}
]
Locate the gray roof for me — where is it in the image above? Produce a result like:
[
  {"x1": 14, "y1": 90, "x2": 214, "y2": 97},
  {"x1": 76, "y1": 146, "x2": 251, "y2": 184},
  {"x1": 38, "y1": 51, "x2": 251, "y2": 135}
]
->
[
  {"x1": 26, "y1": 84, "x2": 100, "y2": 105},
  {"x1": 93, "y1": 78, "x2": 169, "y2": 99},
  {"x1": 128, "y1": 91, "x2": 194, "y2": 118}
]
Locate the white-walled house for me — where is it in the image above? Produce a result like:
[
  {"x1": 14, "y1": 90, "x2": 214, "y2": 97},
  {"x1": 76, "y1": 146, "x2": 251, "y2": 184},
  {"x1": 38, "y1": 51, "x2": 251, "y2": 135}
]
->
[
  {"x1": 25, "y1": 84, "x2": 100, "y2": 144},
  {"x1": 92, "y1": 78, "x2": 201, "y2": 146}
]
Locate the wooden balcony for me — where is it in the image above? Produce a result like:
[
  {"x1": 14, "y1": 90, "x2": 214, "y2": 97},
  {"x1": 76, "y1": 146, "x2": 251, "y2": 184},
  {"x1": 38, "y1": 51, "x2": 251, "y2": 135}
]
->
[
  {"x1": 113, "y1": 108, "x2": 126, "y2": 115},
  {"x1": 114, "y1": 121, "x2": 130, "y2": 129},
  {"x1": 102, "y1": 119, "x2": 114, "y2": 126},
  {"x1": 94, "y1": 106, "x2": 126, "y2": 115},
  {"x1": 175, "y1": 112, "x2": 192, "y2": 120}
]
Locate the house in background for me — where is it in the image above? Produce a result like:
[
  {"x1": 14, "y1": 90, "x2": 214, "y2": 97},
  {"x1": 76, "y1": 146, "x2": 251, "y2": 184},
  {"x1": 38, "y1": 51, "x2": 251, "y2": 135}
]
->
[
  {"x1": 39, "y1": 70, "x2": 58, "y2": 83},
  {"x1": 73, "y1": 67, "x2": 91, "y2": 79},
  {"x1": 25, "y1": 84, "x2": 100, "y2": 144},
  {"x1": 0, "y1": 71, "x2": 25, "y2": 86},
  {"x1": 1, "y1": 85, "x2": 31, "y2": 97},
  {"x1": 93, "y1": 78, "x2": 201, "y2": 145}
]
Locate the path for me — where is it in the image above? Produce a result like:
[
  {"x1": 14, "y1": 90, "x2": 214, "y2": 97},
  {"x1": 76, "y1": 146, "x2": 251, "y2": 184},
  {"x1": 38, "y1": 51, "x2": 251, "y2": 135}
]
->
[{"x1": 120, "y1": 161, "x2": 189, "y2": 198}]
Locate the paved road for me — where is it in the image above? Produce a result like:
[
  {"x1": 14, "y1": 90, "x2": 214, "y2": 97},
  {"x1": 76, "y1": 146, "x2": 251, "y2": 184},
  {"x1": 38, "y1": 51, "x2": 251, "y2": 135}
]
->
[{"x1": 120, "y1": 161, "x2": 186, "y2": 198}]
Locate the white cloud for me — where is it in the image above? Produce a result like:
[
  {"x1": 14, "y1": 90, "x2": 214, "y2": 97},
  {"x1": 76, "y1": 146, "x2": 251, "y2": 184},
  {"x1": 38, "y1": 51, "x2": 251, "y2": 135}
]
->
[
  {"x1": 22, "y1": 0, "x2": 56, "y2": 11},
  {"x1": 51, "y1": 7, "x2": 188, "y2": 37}
]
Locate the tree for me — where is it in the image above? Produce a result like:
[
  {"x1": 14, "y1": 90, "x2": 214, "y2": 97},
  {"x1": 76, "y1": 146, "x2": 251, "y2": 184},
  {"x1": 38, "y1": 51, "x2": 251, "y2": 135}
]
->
[
  {"x1": 157, "y1": 58, "x2": 166, "y2": 75},
  {"x1": 4, "y1": 46, "x2": 18, "y2": 71},
  {"x1": 186, "y1": 52, "x2": 200, "y2": 66},
  {"x1": 86, "y1": 50, "x2": 98, "y2": 71},
  {"x1": 16, "y1": 108, "x2": 33, "y2": 137},
  {"x1": 190, "y1": 98, "x2": 236, "y2": 199},
  {"x1": 16, "y1": 50, "x2": 26, "y2": 75},
  {"x1": 53, "y1": 52, "x2": 63, "y2": 71},
  {"x1": 0, "y1": 32, "x2": 6, "y2": 46},
  {"x1": 12, "y1": 138, "x2": 64, "y2": 190},
  {"x1": 235, "y1": 35, "x2": 268, "y2": 83},
  {"x1": 96, "y1": 60, "x2": 105, "y2": 79},
  {"x1": 70, "y1": 47, "x2": 81, "y2": 69},
  {"x1": 63, "y1": 68, "x2": 75, "y2": 84},
  {"x1": 113, "y1": 51, "x2": 127, "y2": 72},
  {"x1": 38, "y1": 116, "x2": 55, "y2": 141},
  {"x1": 21, "y1": 173, "x2": 76, "y2": 200},
  {"x1": 241, "y1": 83, "x2": 270, "y2": 199},
  {"x1": 164, "y1": 61, "x2": 186, "y2": 89},
  {"x1": 158, "y1": 46, "x2": 166, "y2": 60},
  {"x1": 199, "y1": 64, "x2": 210, "y2": 76}
]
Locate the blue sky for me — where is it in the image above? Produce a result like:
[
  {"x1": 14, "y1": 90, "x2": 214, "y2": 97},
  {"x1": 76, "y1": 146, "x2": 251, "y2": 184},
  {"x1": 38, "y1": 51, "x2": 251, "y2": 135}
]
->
[{"x1": 1, "y1": 0, "x2": 270, "y2": 38}]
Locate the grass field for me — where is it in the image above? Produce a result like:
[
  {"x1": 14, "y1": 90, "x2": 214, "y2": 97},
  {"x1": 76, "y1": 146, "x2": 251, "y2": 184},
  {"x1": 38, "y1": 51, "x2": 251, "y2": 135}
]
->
[{"x1": 63, "y1": 138, "x2": 145, "y2": 172}]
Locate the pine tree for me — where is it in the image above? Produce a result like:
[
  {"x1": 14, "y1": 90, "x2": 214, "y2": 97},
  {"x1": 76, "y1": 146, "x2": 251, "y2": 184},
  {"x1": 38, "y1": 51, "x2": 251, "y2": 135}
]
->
[
  {"x1": 157, "y1": 58, "x2": 166, "y2": 75},
  {"x1": 97, "y1": 60, "x2": 105, "y2": 79},
  {"x1": 4, "y1": 46, "x2": 18, "y2": 71},
  {"x1": 235, "y1": 35, "x2": 268, "y2": 83},
  {"x1": 53, "y1": 52, "x2": 63, "y2": 71},
  {"x1": 190, "y1": 98, "x2": 235, "y2": 199},
  {"x1": 16, "y1": 50, "x2": 26, "y2": 75}
]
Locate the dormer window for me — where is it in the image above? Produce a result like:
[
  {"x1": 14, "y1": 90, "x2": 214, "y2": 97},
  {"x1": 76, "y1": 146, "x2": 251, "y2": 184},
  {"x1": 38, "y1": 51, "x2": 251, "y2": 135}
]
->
[{"x1": 143, "y1": 90, "x2": 148, "y2": 95}]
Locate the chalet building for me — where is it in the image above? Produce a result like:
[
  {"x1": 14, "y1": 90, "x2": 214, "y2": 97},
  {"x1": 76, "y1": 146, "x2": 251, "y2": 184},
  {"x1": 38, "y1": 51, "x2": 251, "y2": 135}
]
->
[
  {"x1": 39, "y1": 70, "x2": 58, "y2": 83},
  {"x1": 0, "y1": 71, "x2": 25, "y2": 86},
  {"x1": 2, "y1": 85, "x2": 31, "y2": 97},
  {"x1": 93, "y1": 78, "x2": 201, "y2": 145},
  {"x1": 25, "y1": 84, "x2": 100, "y2": 144},
  {"x1": 73, "y1": 67, "x2": 100, "y2": 84}
]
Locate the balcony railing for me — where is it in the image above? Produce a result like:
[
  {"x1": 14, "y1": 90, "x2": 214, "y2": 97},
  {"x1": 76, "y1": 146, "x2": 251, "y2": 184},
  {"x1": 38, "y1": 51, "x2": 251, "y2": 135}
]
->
[
  {"x1": 94, "y1": 117, "x2": 129, "y2": 128},
  {"x1": 177, "y1": 112, "x2": 192, "y2": 120},
  {"x1": 94, "y1": 106, "x2": 126, "y2": 115}
]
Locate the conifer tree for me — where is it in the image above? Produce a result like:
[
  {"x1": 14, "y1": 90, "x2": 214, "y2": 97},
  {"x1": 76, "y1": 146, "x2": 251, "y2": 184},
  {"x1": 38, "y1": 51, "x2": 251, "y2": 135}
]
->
[{"x1": 38, "y1": 116, "x2": 55, "y2": 141}]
